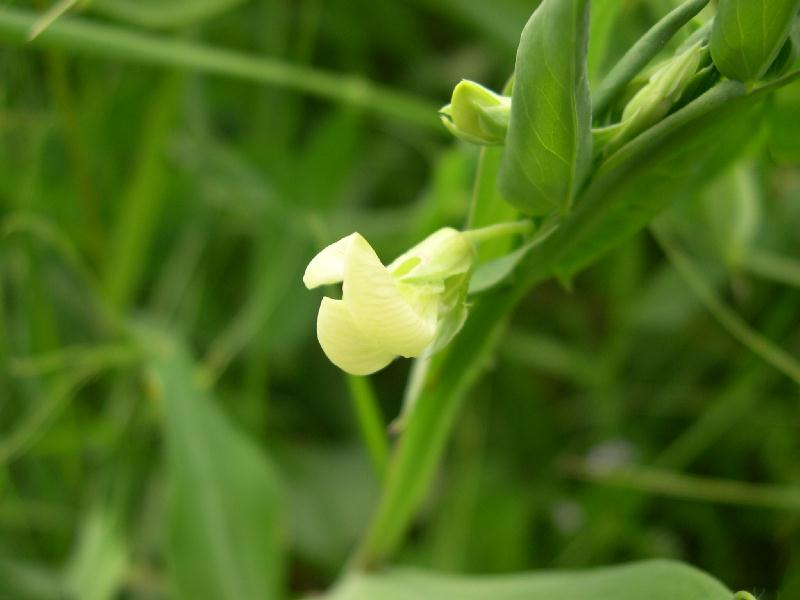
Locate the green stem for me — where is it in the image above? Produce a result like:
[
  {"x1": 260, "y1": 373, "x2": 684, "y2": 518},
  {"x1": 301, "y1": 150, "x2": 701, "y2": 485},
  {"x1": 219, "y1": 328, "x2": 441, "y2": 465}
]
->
[
  {"x1": 350, "y1": 287, "x2": 520, "y2": 570},
  {"x1": 27, "y1": 0, "x2": 79, "y2": 41},
  {"x1": 653, "y1": 222, "x2": 800, "y2": 387},
  {"x1": 346, "y1": 376, "x2": 389, "y2": 482},
  {"x1": 0, "y1": 6, "x2": 440, "y2": 130},
  {"x1": 743, "y1": 249, "x2": 800, "y2": 288},
  {"x1": 561, "y1": 457, "x2": 800, "y2": 511},
  {"x1": 462, "y1": 219, "x2": 532, "y2": 245},
  {"x1": 592, "y1": 0, "x2": 709, "y2": 118}
]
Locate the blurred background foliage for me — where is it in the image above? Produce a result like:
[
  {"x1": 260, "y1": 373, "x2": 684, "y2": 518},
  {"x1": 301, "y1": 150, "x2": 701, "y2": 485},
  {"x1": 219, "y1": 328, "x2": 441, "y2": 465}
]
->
[{"x1": 0, "y1": 0, "x2": 799, "y2": 598}]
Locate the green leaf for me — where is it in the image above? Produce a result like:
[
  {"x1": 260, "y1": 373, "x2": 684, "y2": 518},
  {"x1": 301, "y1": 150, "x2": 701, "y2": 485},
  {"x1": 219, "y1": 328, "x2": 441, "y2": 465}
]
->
[
  {"x1": 710, "y1": 0, "x2": 800, "y2": 82},
  {"x1": 498, "y1": 0, "x2": 592, "y2": 216},
  {"x1": 542, "y1": 80, "x2": 757, "y2": 280},
  {"x1": 325, "y1": 560, "x2": 733, "y2": 600},
  {"x1": 91, "y1": 0, "x2": 246, "y2": 29},
  {"x1": 141, "y1": 327, "x2": 284, "y2": 600},
  {"x1": 65, "y1": 508, "x2": 127, "y2": 600}
]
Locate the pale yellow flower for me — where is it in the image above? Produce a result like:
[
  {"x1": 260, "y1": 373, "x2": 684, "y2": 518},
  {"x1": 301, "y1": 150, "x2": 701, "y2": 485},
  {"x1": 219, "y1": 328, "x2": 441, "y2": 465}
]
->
[{"x1": 303, "y1": 228, "x2": 474, "y2": 375}]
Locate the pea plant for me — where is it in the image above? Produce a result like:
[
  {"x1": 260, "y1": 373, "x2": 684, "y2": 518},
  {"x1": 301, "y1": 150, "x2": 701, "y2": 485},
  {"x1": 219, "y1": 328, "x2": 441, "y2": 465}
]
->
[{"x1": 302, "y1": 0, "x2": 800, "y2": 598}]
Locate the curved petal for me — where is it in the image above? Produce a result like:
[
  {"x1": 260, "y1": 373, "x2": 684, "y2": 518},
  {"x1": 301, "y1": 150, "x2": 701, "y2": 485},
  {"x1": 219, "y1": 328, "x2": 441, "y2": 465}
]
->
[
  {"x1": 316, "y1": 297, "x2": 395, "y2": 375},
  {"x1": 343, "y1": 234, "x2": 436, "y2": 358},
  {"x1": 303, "y1": 233, "x2": 360, "y2": 289}
]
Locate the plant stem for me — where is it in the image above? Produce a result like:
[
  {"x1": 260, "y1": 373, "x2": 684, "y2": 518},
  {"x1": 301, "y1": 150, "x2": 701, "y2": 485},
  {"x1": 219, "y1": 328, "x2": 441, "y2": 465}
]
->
[
  {"x1": 27, "y1": 0, "x2": 79, "y2": 41},
  {"x1": 0, "y1": 6, "x2": 440, "y2": 130},
  {"x1": 560, "y1": 457, "x2": 800, "y2": 511},
  {"x1": 349, "y1": 287, "x2": 521, "y2": 570},
  {"x1": 462, "y1": 219, "x2": 532, "y2": 245},
  {"x1": 347, "y1": 376, "x2": 389, "y2": 483},
  {"x1": 744, "y1": 249, "x2": 800, "y2": 288},
  {"x1": 653, "y1": 222, "x2": 800, "y2": 387}
]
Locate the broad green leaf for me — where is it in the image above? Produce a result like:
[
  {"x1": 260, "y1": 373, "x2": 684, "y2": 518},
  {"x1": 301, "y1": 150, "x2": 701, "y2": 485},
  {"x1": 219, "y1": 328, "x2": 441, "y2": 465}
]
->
[
  {"x1": 324, "y1": 560, "x2": 733, "y2": 600},
  {"x1": 141, "y1": 327, "x2": 284, "y2": 600},
  {"x1": 498, "y1": 0, "x2": 591, "y2": 216},
  {"x1": 710, "y1": 0, "x2": 800, "y2": 82}
]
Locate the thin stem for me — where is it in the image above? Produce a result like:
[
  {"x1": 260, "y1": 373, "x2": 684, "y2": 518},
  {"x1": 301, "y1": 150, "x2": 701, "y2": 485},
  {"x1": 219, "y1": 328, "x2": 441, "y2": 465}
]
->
[
  {"x1": 560, "y1": 456, "x2": 800, "y2": 511},
  {"x1": 346, "y1": 376, "x2": 389, "y2": 483},
  {"x1": 27, "y1": 0, "x2": 79, "y2": 41},
  {"x1": 743, "y1": 249, "x2": 800, "y2": 288},
  {"x1": 592, "y1": 0, "x2": 709, "y2": 117},
  {"x1": 653, "y1": 222, "x2": 800, "y2": 387},
  {"x1": 350, "y1": 288, "x2": 520, "y2": 570},
  {"x1": 0, "y1": 6, "x2": 440, "y2": 130},
  {"x1": 462, "y1": 219, "x2": 532, "y2": 245}
]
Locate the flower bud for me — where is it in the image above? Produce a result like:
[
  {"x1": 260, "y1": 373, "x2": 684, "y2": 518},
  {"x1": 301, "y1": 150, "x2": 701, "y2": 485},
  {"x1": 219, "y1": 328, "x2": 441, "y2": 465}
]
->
[
  {"x1": 599, "y1": 43, "x2": 706, "y2": 154},
  {"x1": 620, "y1": 43, "x2": 706, "y2": 137},
  {"x1": 440, "y1": 80, "x2": 510, "y2": 145}
]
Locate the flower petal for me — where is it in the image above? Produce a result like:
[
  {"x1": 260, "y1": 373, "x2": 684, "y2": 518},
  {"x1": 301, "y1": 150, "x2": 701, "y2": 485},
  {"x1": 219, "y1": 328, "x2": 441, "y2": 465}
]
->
[
  {"x1": 303, "y1": 233, "x2": 359, "y2": 289},
  {"x1": 343, "y1": 233, "x2": 436, "y2": 358},
  {"x1": 316, "y1": 297, "x2": 395, "y2": 375}
]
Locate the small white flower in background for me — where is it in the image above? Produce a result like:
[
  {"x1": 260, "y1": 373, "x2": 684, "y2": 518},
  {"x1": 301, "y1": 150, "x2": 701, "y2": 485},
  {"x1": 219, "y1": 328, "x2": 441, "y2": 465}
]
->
[{"x1": 303, "y1": 228, "x2": 475, "y2": 375}]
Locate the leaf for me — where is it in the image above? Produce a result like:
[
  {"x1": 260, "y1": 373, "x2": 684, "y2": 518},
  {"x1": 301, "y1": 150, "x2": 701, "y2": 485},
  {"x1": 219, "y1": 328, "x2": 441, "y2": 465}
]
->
[
  {"x1": 91, "y1": 0, "x2": 247, "y2": 29},
  {"x1": 65, "y1": 508, "x2": 128, "y2": 600},
  {"x1": 541, "y1": 79, "x2": 757, "y2": 280},
  {"x1": 325, "y1": 560, "x2": 733, "y2": 600},
  {"x1": 498, "y1": 0, "x2": 592, "y2": 216},
  {"x1": 710, "y1": 0, "x2": 800, "y2": 82},
  {"x1": 141, "y1": 327, "x2": 284, "y2": 600}
]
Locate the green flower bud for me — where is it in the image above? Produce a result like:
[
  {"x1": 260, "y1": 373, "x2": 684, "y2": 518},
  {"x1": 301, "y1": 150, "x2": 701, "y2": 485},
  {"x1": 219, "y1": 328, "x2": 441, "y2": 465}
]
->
[
  {"x1": 711, "y1": 0, "x2": 800, "y2": 82},
  {"x1": 621, "y1": 43, "x2": 706, "y2": 136},
  {"x1": 599, "y1": 43, "x2": 706, "y2": 154},
  {"x1": 440, "y1": 80, "x2": 510, "y2": 146}
]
